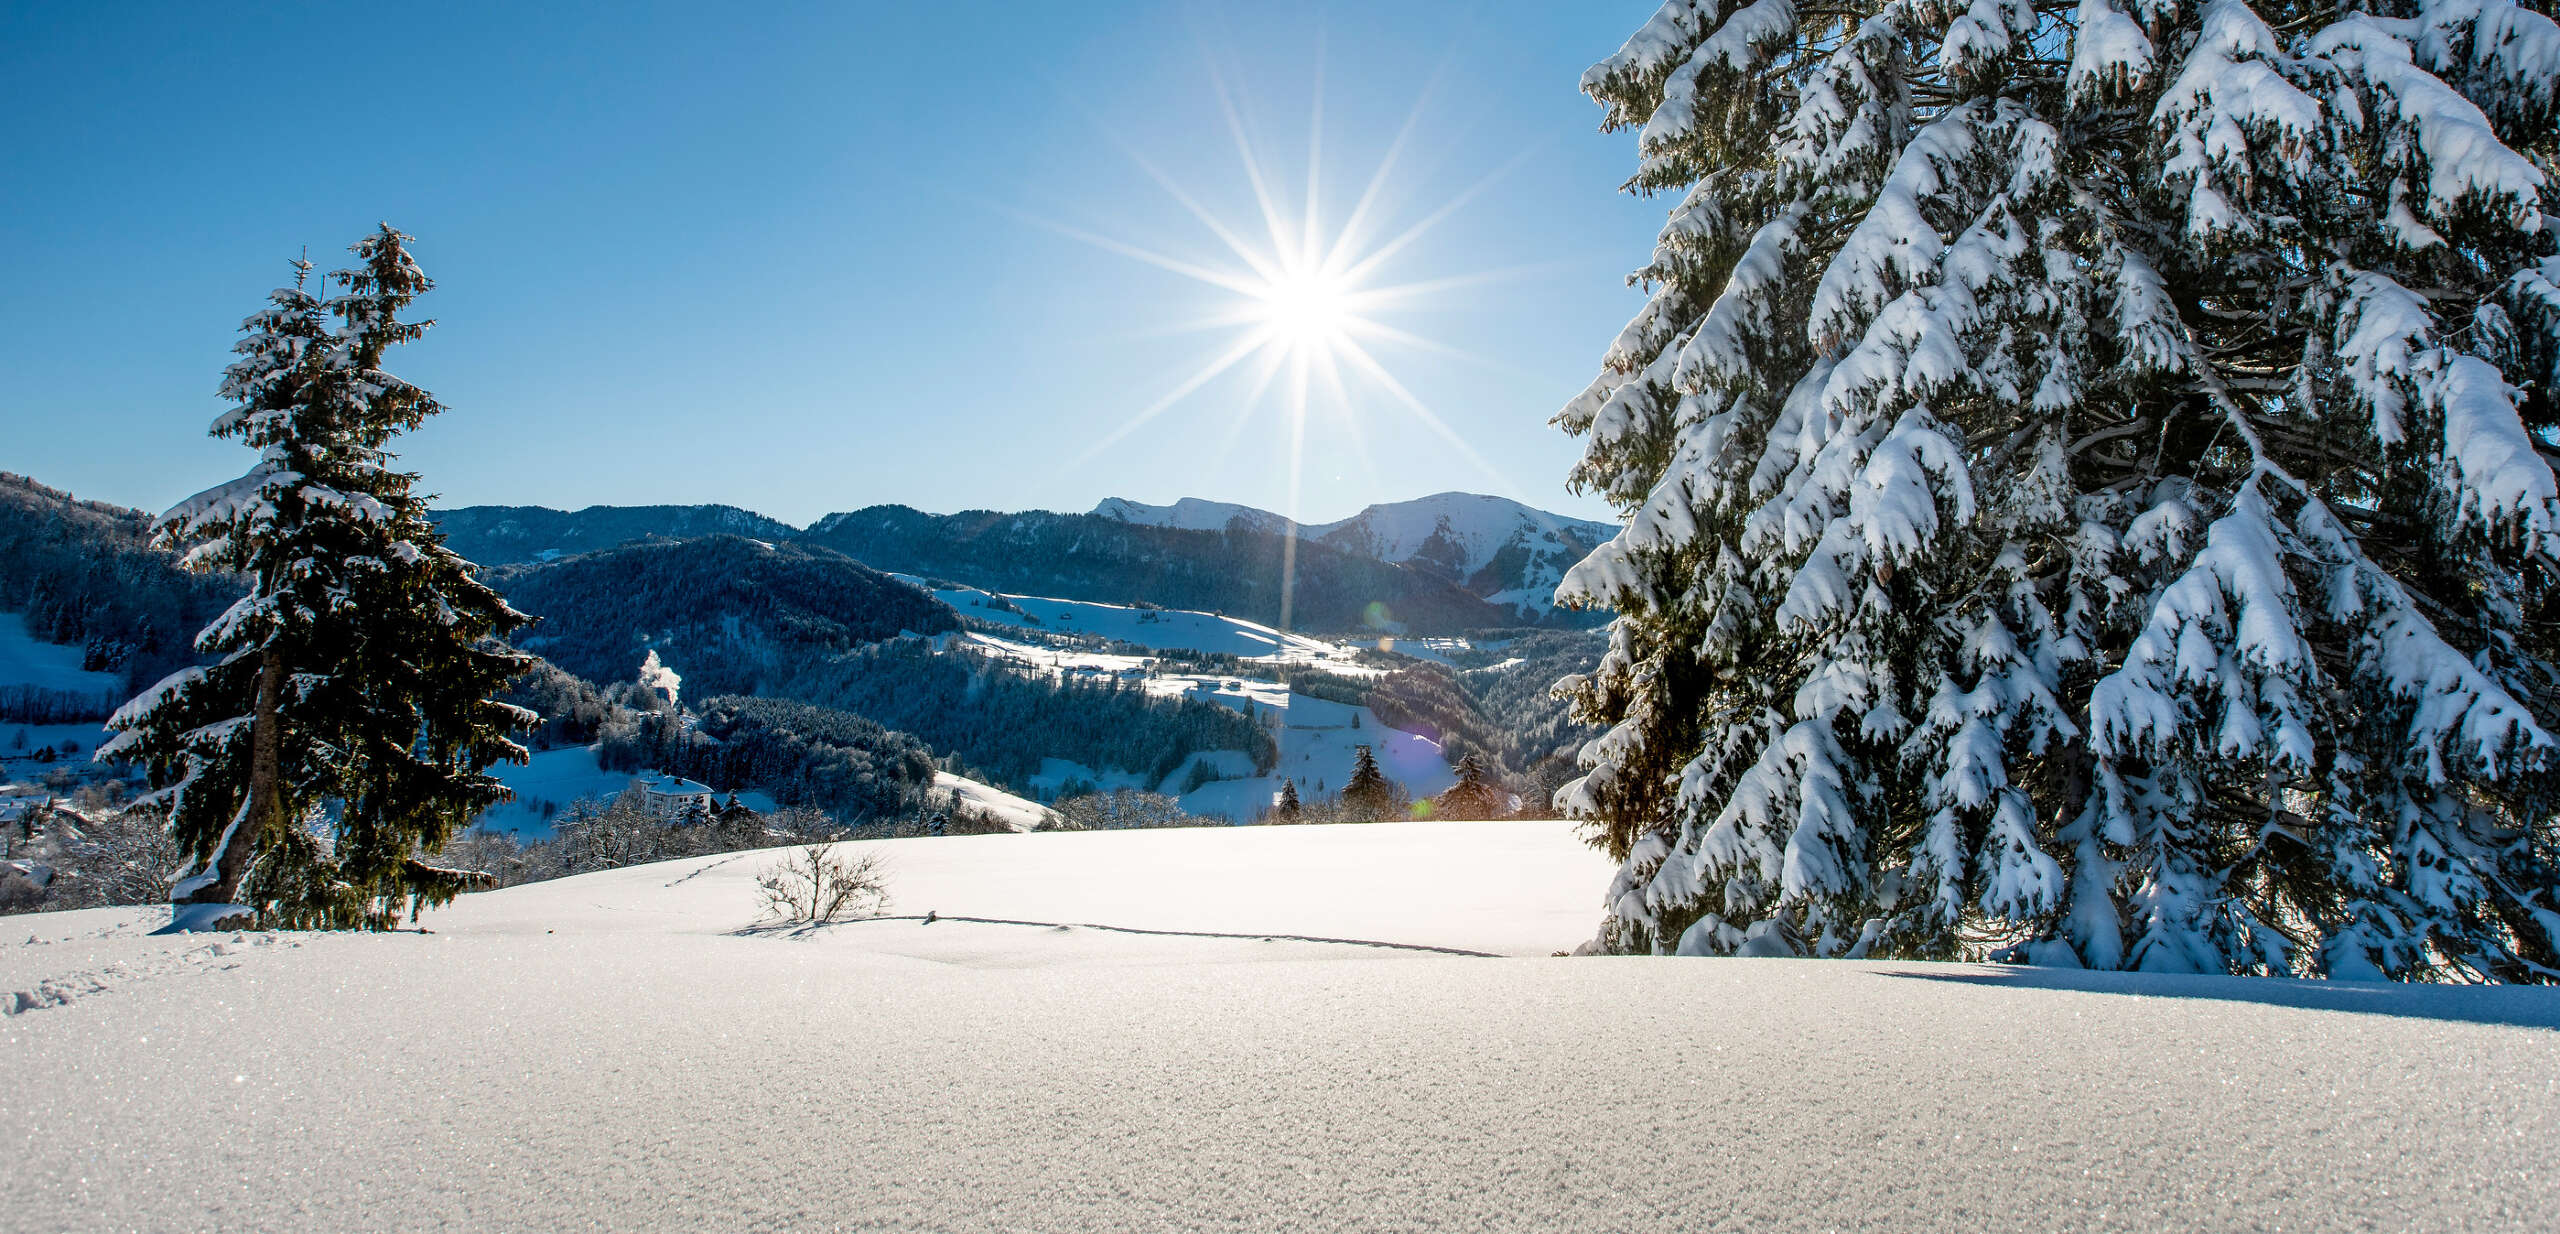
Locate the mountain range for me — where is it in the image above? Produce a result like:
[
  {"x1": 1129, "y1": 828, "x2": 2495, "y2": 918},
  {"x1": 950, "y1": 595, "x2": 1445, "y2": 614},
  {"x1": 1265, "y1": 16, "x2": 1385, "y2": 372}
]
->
[
  {"x1": 1090, "y1": 493, "x2": 1617, "y2": 618},
  {"x1": 433, "y1": 493, "x2": 1617, "y2": 633}
]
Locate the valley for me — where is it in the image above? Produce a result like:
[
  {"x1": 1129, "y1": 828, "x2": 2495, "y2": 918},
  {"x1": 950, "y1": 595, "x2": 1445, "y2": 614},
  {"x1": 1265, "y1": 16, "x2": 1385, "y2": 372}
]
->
[{"x1": 0, "y1": 470, "x2": 1606, "y2": 908}]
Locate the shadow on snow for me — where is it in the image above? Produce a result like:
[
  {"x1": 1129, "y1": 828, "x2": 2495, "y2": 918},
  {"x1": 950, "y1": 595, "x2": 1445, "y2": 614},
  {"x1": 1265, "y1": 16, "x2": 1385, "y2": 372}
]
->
[{"x1": 1885, "y1": 964, "x2": 2560, "y2": 1031}]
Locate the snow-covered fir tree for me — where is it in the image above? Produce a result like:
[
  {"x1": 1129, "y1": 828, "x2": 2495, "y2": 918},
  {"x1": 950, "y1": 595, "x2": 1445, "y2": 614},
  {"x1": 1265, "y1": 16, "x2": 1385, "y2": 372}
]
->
[
  {"x1": 1341, "y1": 746, "x2": 1394, "y2": 820},
  {"x1": 1275, "y1": 777, "x2": 1303, "y2": 820},
  {"x1": 1554, "y1": 0, "x2": 2560, "y2": 980},
  {"x1": 103, "y1": 226, "x2": 535, "y2": 930},
  {"x1": 1435, "y1": 753, "x2": 1510, "y2": 820}
]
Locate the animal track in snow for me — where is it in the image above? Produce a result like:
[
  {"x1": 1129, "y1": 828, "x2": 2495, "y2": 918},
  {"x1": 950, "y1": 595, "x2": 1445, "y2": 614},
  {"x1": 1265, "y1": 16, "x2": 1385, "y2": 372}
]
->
[{"x1": 3, "y1": 934, "x2": 298, "y2": 1017}]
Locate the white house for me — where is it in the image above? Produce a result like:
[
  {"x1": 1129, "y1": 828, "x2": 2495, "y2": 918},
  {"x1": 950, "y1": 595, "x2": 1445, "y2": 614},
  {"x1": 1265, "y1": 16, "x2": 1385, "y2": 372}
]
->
[{"x1": 633, "y1": 772, "x2": 715, "y2": 821}]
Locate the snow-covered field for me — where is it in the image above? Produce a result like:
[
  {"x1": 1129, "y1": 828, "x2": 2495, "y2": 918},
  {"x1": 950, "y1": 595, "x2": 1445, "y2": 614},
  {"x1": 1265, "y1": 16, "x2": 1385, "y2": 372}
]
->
[
  {"x1": 1016, "y1": 679, "x2": 1457, "y2": 819},
  {"x1": 948, "y1": 617, "x2": 1461, "y2": 818},
  {"x1": 5, "y1": 821, "x2": 2552, "y2": 1232},
  {"x1": 906, "y1": 576, "x2": 1366, "y2": 667},
  {"x1": 0, "y1": 613, "x2": 122, "y2": 699},
  {"x1": 473, "y1": 745, "x2": 779, "y2": 839},
  {"x1": 932, "y1": 769, "x2": 1054, "y2": 831},
  {"x1": 472, "y1": 744, "x2": 630, "y2": 835}
]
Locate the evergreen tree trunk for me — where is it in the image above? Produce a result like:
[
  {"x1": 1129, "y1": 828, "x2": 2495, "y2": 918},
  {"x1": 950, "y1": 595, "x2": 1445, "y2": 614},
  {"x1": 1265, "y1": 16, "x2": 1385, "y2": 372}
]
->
[{"x1": 203, "y1": 648, "x2": 285, "y2": 907}]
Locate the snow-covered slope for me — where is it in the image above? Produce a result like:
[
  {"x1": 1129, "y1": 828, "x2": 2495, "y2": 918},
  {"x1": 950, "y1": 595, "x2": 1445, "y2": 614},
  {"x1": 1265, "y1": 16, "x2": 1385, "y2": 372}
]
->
[
  {"x1": 906, "y1": 576, "x2": 1349, "y2": 662},
  {"x1": 1309, "y1": 492, "x2": 1614, "y2": 586},
  {"x1": 1014, "y1": 678, "x2": 1458, "y2": 820},
  {"x1": 1089, "y1": 496, "x2": 1288, "y2": 535},
  {"x1": 7, "y1": 823, "x2": 2553, "y2": 1232},
  {"x1": 896, "y1": 579, "x2": 1461, "y2": 818},
  {"x1": 1092, "y1": 492, "x2": 1617, "y2": 618},
  {"x1": 0, "y1": 613, "x2": 122, "y2": 701},
  {"x1": 933, "y1": 770, "x2": 1056, "y2": 832},
  {"x1": 476, "y1": 746, "x2": 780, "y2": 838}
]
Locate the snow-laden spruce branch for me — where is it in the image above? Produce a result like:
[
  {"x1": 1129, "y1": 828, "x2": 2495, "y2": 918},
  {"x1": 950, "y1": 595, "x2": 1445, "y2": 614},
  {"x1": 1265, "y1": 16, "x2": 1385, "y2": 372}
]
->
[{"x1": 1552, "y1": 0, "x2": 2560, "y2": 980}]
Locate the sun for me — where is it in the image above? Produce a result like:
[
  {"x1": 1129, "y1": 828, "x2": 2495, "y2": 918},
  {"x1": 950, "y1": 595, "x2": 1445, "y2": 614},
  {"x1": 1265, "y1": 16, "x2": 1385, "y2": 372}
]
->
[
  {"x1": 1253, "y1": 264, "x2": 1354, "y2": 352},
  {"x1": 1023, "y1": 44, "x2": 1535, "y2": 636}
]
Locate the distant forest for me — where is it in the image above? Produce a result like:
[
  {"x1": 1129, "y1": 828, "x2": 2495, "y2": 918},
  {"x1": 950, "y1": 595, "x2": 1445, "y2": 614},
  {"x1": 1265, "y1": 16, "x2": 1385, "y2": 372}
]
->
[
  {"x1": 486, "y1": 535, "x2": 960, "y2": 694},
  {"x1": 801, "y1": 505, "x2": 1513, "y2": 634},
  {"x1": 0, "y1": 473, "x2": 240, "y2": 701},
  {"x1": 431, "y1": 503, "x2": 799, "y2": 566},
  {"x1": 782, "y1": 639, "x2": 1277, "y2": 791}
]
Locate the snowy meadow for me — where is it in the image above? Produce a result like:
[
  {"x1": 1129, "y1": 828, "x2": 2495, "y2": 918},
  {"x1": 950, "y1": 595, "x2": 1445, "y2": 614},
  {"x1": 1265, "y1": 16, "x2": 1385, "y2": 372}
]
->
[
  {"x1": 7, "y1": 0, "x2": 2560, "y2": 1229},
  {"x1": 9, "y1": 822, "x2": 2558, "y2": 1232}
]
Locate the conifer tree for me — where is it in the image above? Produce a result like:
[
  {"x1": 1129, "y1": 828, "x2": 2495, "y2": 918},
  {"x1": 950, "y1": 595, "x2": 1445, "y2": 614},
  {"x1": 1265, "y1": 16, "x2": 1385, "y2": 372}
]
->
[
  {"x1": 1435, "y1": 753, "x2": 1508, "y2": 821},
  {"x1": 105, "y1": 226, "x2": 534, "y2": 930},
  {"x1": 1341, "y1": 746, "x2": 1393, "y2": 820},
  {"x1": 1557, "y1": 0, "x2": 2560, "y2": 979},
  {"x1": 1275, "y1": 777, "x2": 1303, "y2": 820}
]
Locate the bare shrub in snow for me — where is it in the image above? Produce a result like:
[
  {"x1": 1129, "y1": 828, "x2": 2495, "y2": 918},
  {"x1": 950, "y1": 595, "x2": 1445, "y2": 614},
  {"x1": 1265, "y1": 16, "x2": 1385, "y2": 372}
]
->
[
  {"x1": 1048, "y1": 788, "x2": 1203, "y2": 831},
  {"x1": 755, "y1": 843, "x2": 889, "y2": 924},
  {"x1": 0, "y1": 796, "x2": 183, "y2": 914}
]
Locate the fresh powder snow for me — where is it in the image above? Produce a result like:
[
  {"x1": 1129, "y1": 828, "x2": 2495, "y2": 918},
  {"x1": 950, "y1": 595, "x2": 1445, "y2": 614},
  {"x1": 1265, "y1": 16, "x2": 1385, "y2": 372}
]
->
[{"x1": 3, "y1": 822, "x2": 2553, "y2": 1231}]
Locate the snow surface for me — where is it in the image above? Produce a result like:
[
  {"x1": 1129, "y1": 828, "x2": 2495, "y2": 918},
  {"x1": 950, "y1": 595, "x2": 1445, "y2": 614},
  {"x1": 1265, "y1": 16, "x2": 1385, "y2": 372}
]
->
[
  {"x1": 907, "y1": 576, "x2": 1361, "y2": 666},
  {"x1": 932, "y1": 770, "x2": 1056, "y2": 831},
  {"x1": 476, "y1": 745, "x2": 776, "y2": 839},
  {"x1": 1014, "y1": 678, "x2": 1457, "y2": 820},
  {"x1": 5, "y1": 821, "x2": 2555, "y2": 1232},
  {"x1": 0, "y1": 614, "x2": 122, "y2": 700}
]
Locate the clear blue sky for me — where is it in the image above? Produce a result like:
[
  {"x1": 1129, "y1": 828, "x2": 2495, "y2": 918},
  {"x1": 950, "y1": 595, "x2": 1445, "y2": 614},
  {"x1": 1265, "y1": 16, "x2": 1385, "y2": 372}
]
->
[{"x1": 2, "y1": 2, "x2": 1661, "y2": 526}]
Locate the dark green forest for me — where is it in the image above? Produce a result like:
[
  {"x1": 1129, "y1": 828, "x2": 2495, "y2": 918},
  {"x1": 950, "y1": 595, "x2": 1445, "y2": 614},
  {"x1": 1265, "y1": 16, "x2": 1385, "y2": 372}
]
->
[
  {"x1": 487, "y1": 535, "x2": 960, "y2": 693},
  {"x1": 0, "y1": 473, "x2": 242, "y2": 706}
]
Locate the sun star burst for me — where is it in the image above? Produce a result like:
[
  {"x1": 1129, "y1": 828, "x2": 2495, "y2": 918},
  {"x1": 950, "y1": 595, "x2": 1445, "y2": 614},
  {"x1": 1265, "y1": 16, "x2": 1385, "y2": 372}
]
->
[{"x1": 1029, "y1": 48, "x2": 1541, "y2": 628}]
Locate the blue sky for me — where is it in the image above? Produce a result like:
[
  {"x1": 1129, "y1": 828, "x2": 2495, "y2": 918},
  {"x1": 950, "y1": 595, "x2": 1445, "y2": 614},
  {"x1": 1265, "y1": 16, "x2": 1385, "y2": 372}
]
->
[{"x1": 2, "y1": 2, "x2": 1662, "y2": 526}]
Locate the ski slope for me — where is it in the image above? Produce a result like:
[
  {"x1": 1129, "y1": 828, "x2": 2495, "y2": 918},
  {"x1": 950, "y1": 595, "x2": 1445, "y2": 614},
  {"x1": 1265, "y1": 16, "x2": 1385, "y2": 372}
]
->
[{"x1": 5, "y1": 822, "x2": 2552, "y2": 1232}]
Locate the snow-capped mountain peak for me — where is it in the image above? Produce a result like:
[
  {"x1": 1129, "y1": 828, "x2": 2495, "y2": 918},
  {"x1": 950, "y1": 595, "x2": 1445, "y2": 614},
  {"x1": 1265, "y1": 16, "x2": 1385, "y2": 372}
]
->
[{"x1": 1088, "y1": 497, "x2": 1289, "y2": 535}]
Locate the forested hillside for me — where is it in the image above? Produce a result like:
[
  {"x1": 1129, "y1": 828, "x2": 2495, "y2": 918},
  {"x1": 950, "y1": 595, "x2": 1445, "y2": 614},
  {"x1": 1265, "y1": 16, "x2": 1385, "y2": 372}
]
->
[
  {"x1": 432, "y1": 504, "x2": 798, "y2": 565},
  {"x1": 783, "y1": 638, "x2": 1276, "y2": 791},
  {"x1": 1361, "y1": 630, "x2": 1607, "y2": 806},
  {"x1": 0, "y1": 472, "x2": 240, "y2": 694},
  {"x1": 802, "y1": 505, "x2": 1512, "y2": 634},
  {"x1": 486, "y1": 535, "x2": 959, "y2": 694},
  {"x1": 672, "y1": 695, "x2": 942, "y2": 822}
]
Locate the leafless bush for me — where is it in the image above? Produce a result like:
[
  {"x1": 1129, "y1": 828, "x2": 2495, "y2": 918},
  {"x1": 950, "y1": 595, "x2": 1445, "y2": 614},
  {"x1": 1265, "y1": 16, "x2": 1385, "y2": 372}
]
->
[
  {"x1": 754, "y1": 843, "x2": 889, "y2": 924},
  {"x1": 1049, "y1": 788, "x2": 1206, "y2": 831},
  {"x1": 0, "y1": 796, "x2": 184, "y2": 914}
]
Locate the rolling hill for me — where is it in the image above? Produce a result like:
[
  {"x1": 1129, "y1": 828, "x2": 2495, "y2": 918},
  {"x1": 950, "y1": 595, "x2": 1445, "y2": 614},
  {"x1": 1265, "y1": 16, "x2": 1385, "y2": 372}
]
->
[
  {"x1": 432, "y1": 504, "x2": 799, "y2": 566},
  {"x1": 485, "y1": 535, "x2": 960, "y2": 695}
]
